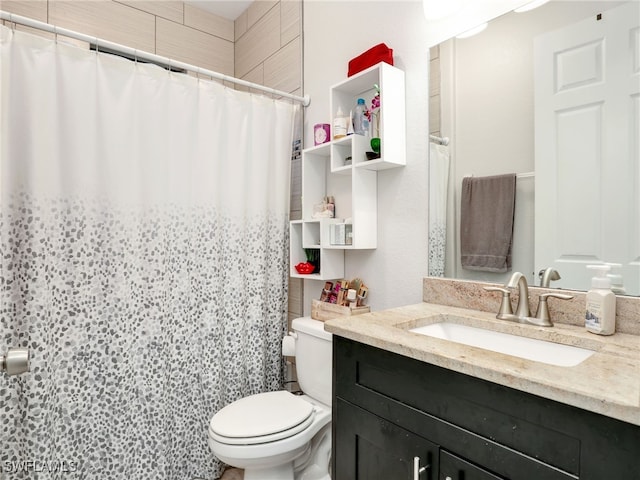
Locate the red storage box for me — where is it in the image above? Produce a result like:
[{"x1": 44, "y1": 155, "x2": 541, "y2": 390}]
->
[{"x1": 348, "y1": 43, "x2": 394, "y2": 77}]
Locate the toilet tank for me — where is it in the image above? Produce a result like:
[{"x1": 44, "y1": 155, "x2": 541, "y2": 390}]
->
[{"x1": 291, "y1": 316, "x2": 333, "y2": 407}]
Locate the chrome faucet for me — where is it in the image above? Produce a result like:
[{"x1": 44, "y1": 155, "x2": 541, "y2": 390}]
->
[
  {"x1": 507, "y1": 271, "x2": 531, "y2": 318},
  {"x1": 539, "y1": 267, "x2": 561, "y2": 287}
]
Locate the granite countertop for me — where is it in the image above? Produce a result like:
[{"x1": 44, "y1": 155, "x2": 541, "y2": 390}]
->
[{"x1": 324, "y1": 302, "x2": 640, "y2": 426}]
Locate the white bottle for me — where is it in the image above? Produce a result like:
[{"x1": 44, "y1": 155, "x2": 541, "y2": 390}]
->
[
  {"x1": 346, "y1": 110, "x2": 355, "y2": 136},
  {"x1": 353, "y1": 98, "x2": 369, "y2": 136},
  {"x1": 333, "y1": 107, "x2": 348, "y2": 139},
  {"x1": 585, "y1": 265, "x2": 616, "y2": 335}
]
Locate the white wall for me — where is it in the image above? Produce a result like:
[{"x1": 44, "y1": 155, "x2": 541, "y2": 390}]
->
[{"x1": 303, "y1": 0, "x2": 431, "y2": 311}]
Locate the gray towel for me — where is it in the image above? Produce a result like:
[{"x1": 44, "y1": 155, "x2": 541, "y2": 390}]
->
[{"x1": 460, "y1": 174, "x2": 516, "y2": 272}]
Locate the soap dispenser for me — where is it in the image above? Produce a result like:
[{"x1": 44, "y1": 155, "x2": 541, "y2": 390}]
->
[
  {"x1": 605, "y1": 262, "x2": 626, "y2": 295},
  {"x1": 585, "y1": 264, "x2": 616, "y2": 335}
]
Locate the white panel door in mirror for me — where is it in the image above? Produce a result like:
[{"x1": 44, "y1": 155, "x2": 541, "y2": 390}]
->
[{"x1": 534, "y1": 2, "x2": 640, "y2": 295}]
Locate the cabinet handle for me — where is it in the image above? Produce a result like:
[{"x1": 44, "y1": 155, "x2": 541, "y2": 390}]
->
[{"x1": 413, "y1": 456, "x2": 428, "y2": 479}]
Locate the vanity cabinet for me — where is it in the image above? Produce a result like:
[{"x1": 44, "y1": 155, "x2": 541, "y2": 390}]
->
[
  {"x1": 289, "y1": 62, "x2": 405, "y2": 280},
  {"x1": 332, "y1": 336, "x2": 640, "y2": 480}
]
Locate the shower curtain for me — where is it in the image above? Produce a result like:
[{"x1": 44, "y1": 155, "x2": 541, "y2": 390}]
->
[
  {"x1": 428, "y1": 142, "x2": 451, "y2": 277},
  {"x1": 0, "y1": 25, "x2": 297, "y2": 479}
]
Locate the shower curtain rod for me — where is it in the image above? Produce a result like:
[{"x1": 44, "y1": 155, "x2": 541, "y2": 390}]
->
[{"x1": 0, "y1": 10, "x2": 311, "y2": 107}]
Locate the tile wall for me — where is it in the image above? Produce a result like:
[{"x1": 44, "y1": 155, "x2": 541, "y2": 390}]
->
[
  {"x1": 428, "y1": 45, "x2": 441, "y2": 139},
  {"x1": 232, "y1": 1, "x2": 304, "y2": 328},
  {"x1": 0, "y1": 1, "x2": 234, "y2": 74}
]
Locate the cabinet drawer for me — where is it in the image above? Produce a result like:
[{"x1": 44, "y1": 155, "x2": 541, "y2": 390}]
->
[{"x1": 440, "y1": 451, "x2": 505, "y2": 480}]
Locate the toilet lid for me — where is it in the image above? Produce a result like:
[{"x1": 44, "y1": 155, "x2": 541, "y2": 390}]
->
[{"x1": 210, "y1": 391, "x2": 314, "y2": 442}]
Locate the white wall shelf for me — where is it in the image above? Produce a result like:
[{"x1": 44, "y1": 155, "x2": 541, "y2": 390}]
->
[{"x1": 290, "y1": 62, "x2": 406, "y2": 280}]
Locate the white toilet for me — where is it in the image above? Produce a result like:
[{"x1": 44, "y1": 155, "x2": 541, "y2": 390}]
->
[{"x1": 208, "y1": 317, "x2": 332, "y2": 480}]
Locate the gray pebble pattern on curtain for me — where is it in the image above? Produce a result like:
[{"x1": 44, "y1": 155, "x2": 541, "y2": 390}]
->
[{"x1": 0, "y1": 195, "x2": 289, "y2": 479}]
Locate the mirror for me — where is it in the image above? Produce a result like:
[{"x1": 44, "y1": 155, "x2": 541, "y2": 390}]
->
[{"x1": 428, "y1": 0, "x2": 640, "y2": 296}]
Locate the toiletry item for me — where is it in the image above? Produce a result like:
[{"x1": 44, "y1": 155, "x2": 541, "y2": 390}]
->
[
  {"x1": 353, "y1": 98, "x2": 369, "y2": 135},
  {"x1": 312, "y1": 197, "x2": 333, "y2": 219},
  {"x1": 339, "y1": 280, "x2": 349, "y2": 306},
  {"x1": 605, "y1": 263, "x2": 626, "y2": 295},
  {"x1": 327, "y1": 196, "x2": 335, "y2": 218},
  {"x1": 585, "y1": 264, "x2": 616, "y2": 335},
  {"x1": 333, "y1": 107, "x2": 348, "y2": 139},
  {"x1": 313, "y1": 123, "x2": 330, "y2": 145},
  {"x1": 356, "y1": 285, "x2": 368, "y2": 307},
  {"x1": 347, "y1": 289, "x2": 357, "y2": 308},
  {"x1": 349, "y1": 278, "x2": 362, "y2": 295},
  {"x1": 329, "y1": 283, "x2": 340, "y2": 304},
  {"x1": 347, "y1": 110, "x2": 354, "y2": 136},
  {"x1": 345, "y1": 223, "x2": 353, "y2": 245},
  {"x1": 332, "y1": 280, "x2": 347, "y2": 305},
  {"x1": 319, "y1": 282, "x2": 333, "y2": 302}
]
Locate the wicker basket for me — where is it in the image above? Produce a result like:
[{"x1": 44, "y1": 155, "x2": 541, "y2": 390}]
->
[{"x1": 311, "y1": 299, "x2": 370, "y2": 321}]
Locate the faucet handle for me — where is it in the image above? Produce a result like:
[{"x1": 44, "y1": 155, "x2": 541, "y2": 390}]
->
[
  {"x1": 535, "y1": 292, "x2": 574, "y2": 325},
  {"x1": 539, "y1": 267, "x2": 561, "y2": 287},
  {"x1": 483, "y1": 286, "x2": 514, "y2": 316}
]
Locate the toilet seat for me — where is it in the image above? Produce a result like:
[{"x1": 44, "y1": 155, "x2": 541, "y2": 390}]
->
[{"x1": 209, "y1": 391, "x2": 316, "y2": 446}]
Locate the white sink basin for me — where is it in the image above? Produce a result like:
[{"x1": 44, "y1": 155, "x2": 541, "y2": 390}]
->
[{"x1": 410, "y1": 322, "x2": 595, "y2": 367}]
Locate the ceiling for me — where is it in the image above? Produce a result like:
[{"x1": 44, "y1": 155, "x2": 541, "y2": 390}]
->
[{"x1": 184, "y1": 0, "x2": 254, "y2": 20}]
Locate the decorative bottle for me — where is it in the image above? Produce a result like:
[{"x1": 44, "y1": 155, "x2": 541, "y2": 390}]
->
[{"x1": 353, "y1": 98, "x2": 369, "y2": 135}]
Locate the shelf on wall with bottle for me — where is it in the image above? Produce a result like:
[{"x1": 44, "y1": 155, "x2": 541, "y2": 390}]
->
[
  {"x1": 289, "y1": 62, "x2": 405, "y2": 280},
  {"x1": 330, "y1": 62, "x2": 406, "y2": 171}
]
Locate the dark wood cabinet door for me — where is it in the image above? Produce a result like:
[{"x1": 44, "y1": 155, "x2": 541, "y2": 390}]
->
[
  {"x1": 334, "y1": 398, "x2": 438, "y2": 480},
  {"x1": 439, "y1": 450, "x2": 505, "y2": 480}
]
